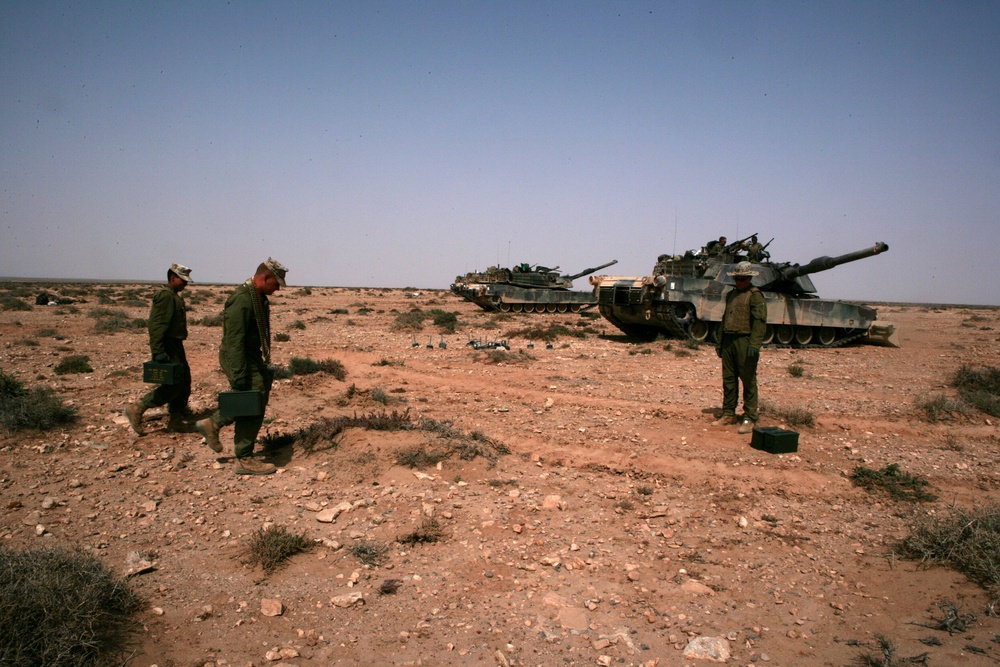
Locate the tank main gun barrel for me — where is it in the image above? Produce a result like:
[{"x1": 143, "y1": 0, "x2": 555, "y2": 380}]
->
[
  {"x1": 780, "y1": 242, "x2": 889, "y2": 280},
  {"x1": 565, "y1": 259, "x2": 618, "y2": 281}
]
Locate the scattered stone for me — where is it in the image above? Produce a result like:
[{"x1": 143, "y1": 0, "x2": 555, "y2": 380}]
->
[
  {"x1": 260, "y1": 598, "x2": 284, "y2": 617},
  {"x1": 682, "y1": 635, "x2": 731, "y2": 662},
  {"x1": 330, "y1": 592, "x2": 364, "y2": 608}
]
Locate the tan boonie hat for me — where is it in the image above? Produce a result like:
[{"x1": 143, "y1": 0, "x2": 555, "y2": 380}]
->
[
  {"x1": 264, "y1": 257, "x2": 288, "y2": 287},
  {"x1": 727, "y1": 261, "x2": 759, "y2": 278},
  {"x1": 170, "y1": 263, "x2": 193, "y2": 283}
]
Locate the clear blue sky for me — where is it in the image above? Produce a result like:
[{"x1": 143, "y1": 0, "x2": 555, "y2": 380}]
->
[{"x1": 2, "y1": 1, "x2": 998, "y2": 305}]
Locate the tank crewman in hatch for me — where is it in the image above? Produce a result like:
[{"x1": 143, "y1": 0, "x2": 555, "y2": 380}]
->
[
  {"x1": 196, "y1": 257, "x2": 288, "y2": 476},
  {"x1": 704, "y1": 236, "x2": 728, "y2": 256},
  {"x1": 712, "y1": 261, "x2": 767, "y2": 434},
  {"x1": 745, "y1": 235, "x2": 770, "y2": 263},
  {"x1": 125, "y1": 263, "x2": 194, "y2": 435}
]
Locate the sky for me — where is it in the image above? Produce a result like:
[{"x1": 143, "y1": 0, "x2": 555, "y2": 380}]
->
[{"x1": 2, "y1": 1, "x2": 998, "y2": 305}]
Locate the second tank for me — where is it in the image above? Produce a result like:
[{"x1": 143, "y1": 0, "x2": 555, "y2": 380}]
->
[{"x1": 451, "y1": 260, "x2": 618, "y2": 313}]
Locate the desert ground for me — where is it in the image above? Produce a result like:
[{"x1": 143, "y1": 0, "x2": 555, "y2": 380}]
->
[{"x1": 2, "y1": 280, "x2": 999, "y2": 667}]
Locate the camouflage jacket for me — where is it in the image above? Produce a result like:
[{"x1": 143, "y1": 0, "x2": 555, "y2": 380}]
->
[
  {"x1": 147, "y1": 288, "x2": 187, "y2": 356},
  {"x1": 219, "y1": 282, "x2": 269, "y2": 387}
]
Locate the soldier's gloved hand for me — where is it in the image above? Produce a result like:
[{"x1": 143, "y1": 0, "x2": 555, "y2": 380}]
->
[
  {"x1": 154, "y1": 353, "x2": 170, "y2": 363},
  {"x1": 746, "y1": 347, "x2": 760, "y2": 361},
  {"x1": 715, "y1": 347, "x2": 722, "y2": 358}
]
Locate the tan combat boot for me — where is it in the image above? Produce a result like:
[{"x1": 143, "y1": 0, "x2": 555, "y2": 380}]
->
[
  {"x1": 124, "y1": 403, "x2": 146, "y2": 435},
  {"x1": 711, "y1": 414, "x2": 736, "y2": 427},
  {"x1": 195, "y1": 418, "x2": 223, "y2": 453},
  {"x1": 235, "y1": 457, "x2": 276, "y2": 476},
  {"x1": 737, "y1": 419, "x2": 755, "y2": 434}
]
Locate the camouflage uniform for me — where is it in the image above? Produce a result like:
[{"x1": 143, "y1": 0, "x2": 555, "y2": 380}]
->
[
  {"x1": 716, "y1": 282, "x2": 767, "y2": 424},
  {"x1": 203, "y1": 281, "x2": 274, "y2": 459},
  {"x1": 136, "y1": 286, "x2": 190, "y2": 416},
  {"x1": 746, "y1": 242, "x2": 768, "y2": 263}
]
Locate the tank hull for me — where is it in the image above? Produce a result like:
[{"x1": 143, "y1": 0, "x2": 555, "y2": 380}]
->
[
  {"x1": 592, "y1": 274, "x2": 899, "y2": 348},
  {"x1": 451, "y1": 259, "x2": 616, "y2": 314},
  {"x1": 451, "y1": 281, "x2": 597, "y2": 313}
]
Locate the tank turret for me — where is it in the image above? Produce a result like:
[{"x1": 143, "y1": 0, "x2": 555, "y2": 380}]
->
[{"x1": 590, "y1": 241, "x2": 898, "y2": 348}]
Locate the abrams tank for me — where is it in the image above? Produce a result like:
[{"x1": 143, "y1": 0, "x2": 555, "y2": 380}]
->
[
  {"x1": 452, "y1": 259, "x2": 618, "y2": 313},
  {"x1": 589, "y1": 239, "x2": 899, "y2": 347}
]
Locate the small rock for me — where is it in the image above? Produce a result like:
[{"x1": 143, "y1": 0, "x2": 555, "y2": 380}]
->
[
  {"x1": 682, "y1": 636, "x2": 731, "y2": 662},
  {"x1": 260, "y1": 598, "x2": 284, "y2": 617},
  {"x1": 330, "y1": 592, "x2": 364, "y2": 607}
]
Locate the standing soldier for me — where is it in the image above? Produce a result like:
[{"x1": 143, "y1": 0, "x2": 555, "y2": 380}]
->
[
  {"x1": 712, "y1": 261, "x2": 767, "y2": 434},
  {"x1": 196, "y1": 258, "x2": 288, "y2": 475},
  {"x1": 125, "y1": 263, "x2": 193, "y2": 435}
]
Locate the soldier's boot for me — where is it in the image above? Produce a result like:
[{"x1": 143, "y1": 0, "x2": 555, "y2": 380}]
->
[
  {"x1": 235, "y1": 457, "x2": 276, "y2": 476},
  {"x1": 124, "y1": 402, "x2": 146, "y2": 436},
  {"x1": 195, "y1": 418, "x2": 223, "y2": 453},
  {"x1": 737, "y1": 419, "x2": 755, "y2": 435},
  {"x1": 167, "y1": 414, "x2": 189, "y2": 433},
  {"x1": 711, "y1": 414, "x2": 736, "y2": 427}
]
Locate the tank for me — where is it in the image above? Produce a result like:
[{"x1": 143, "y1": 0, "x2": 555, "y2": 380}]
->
[
  {"x1": 451, "y1": 260, "x2": 618, "y2": 313},
  {"x1": 589, "y1": 239, "x2": 899, "y2": 347}
]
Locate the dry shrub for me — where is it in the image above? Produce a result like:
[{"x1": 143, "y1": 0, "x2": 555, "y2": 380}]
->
[
  {"x1": 0, "y1": 546, "x2": 142, "y2": 667},
  {"x1": 351, "y1": 540, "x2": 388, "y2": 567},
  {"x1": 398, "y1": 518, "x2": 445, "y2": 545},
  {"x1": 899, "y1": 504, "x2": 1000, "y2": 591},
  {"x1": 243, "y1": 525, "x2": 310, "y2": 574}
]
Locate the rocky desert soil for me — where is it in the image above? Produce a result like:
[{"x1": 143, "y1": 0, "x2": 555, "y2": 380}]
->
[{"x1": 2, "y1": 281, "x2": 1000, "y2": 667}]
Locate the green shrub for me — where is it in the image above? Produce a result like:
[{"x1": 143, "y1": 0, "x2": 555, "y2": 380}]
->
[
  {"x1": 0, "y1": 296, "x2": 31, "y2": 311},
  {"x1": 287, "y1": 357, "x2": 346, "y2": 380},
  {"x1": 54, "y1": 355, "x2": 93, "y2": 375},
  {"x1": 292, "y1": 320, "x2": 306, "y2": 330},
  {"x1": 761, "y1": 403, "x2": 815, "y2": 427},
  {"x1": 850, "y1": 463, "x2": 937, "y2": 502},
  {"x1": 430, "y1": 309, "x2": 458, "y2": 333},
  {"x1": 951, "y1": 365, "x2": 1000, "y2": 418},
  {"x1": 371, "y1": 387, "x2": 388, "y2": 404},
  {"x1": 89, "y1": 308, "x2": 145, "y2": 333},
  {"x1": 0, "y1": 546, "x2": 142, "y2": 666},
  {"x1": 192, "y1": 314, "x2": 224, "y2": 327},
  {"x1": 917, "y1": 394, "x2": 965, "y2": 423},
  {"x1": 506, "y1": 323, "x2": 586, "y2": 341},
  {"x1": 899, "y1": 504, "x2": 1000, "y2": 590},
  {"x1": 788, "y1": 362, "x2": 805, "y2": 378},
  {"x1": 392, "y1": 309, "x2": 427, "y2": 331},
  {"x1": 274, "y1": 332, "x2": 290, "y2": 342},
  {"x1": 0, "y1": 370, "x2": 77, "y2": 432}
]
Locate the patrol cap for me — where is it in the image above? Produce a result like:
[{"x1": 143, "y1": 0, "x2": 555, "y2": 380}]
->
[
  {"x1": 170, "y1": 263, "x2": 193, "y2": 283},
  {"x1": 728, "y1": 261, "x2": 759, "y2": 278},
  {"x1": 264, "y1": 257, "x2": 288, "y2": 287}
]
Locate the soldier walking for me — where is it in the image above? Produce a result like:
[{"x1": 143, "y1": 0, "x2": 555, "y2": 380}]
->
[
  {"x1": 712, "y1": 261, "x2": 767, "y2": 434},
  {"x1": 125, "y1": 263, "x2": 193, "y2": 435},
  {"x1": 196, "y1": 258, "x2": 287, "y2": 475}
]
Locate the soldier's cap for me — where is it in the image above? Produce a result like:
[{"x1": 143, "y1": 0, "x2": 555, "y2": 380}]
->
[
  {"x1": 170, "y1": 263, "x2": 193, "y2": 283},
  {"x1": 728, "y1": 261, "x2": 759, "y2": 278},
  {"x1": 264, "y1": 257, "x2": 288, "y2": 287}
]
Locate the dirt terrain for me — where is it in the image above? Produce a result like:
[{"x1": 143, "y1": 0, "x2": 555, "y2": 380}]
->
[{"x1": 2, "y1": 281, "x2": 999, "y2": 667}]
